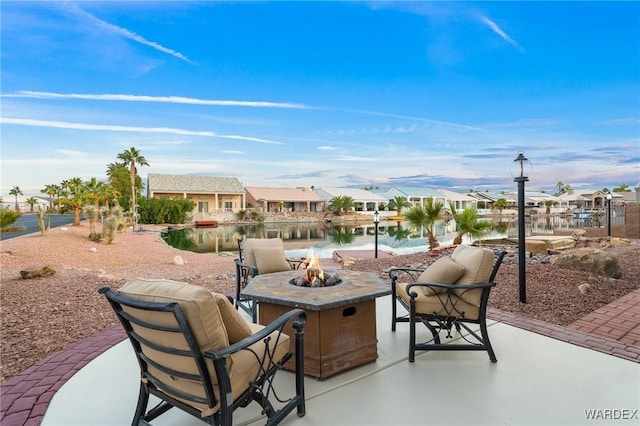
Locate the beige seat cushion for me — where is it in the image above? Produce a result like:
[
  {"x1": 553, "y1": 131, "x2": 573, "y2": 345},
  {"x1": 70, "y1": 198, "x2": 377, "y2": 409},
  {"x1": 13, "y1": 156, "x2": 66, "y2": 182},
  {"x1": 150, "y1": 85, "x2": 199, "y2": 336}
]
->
[
  {"x1": 253, "y1": 247, "x2": 292, "y2": 274},
  {"x1": 417, "y1": 256, "x2": 465, "y2": 296},
  {"x1": 117, "y1": 278, "x2": 291, "y2": 417},
  {"x1": 242, "y1": 238, "x2": 285, "y2": 267}
]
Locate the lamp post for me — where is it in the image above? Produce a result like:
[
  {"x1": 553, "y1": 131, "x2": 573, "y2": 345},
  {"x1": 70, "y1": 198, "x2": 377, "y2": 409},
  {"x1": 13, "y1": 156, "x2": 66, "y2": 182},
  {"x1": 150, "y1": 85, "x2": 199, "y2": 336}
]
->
[
  {"x1": 373, "y1": 210, "x2": 380, "y2": 259},
  {"x1": 513, "y1": 152, "x2": 530, "y2": 304},
  {"x1": 606, "y1": 191, "x2": 612, "y2": 237}
]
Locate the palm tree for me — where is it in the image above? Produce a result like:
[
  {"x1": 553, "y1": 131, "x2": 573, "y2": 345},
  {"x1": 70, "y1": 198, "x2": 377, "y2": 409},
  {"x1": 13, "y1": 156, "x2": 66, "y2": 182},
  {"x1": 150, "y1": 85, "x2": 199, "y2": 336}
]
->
[
  {"x1": 9, "y1": 186, "x2": 22, "y2": 211},
  {"x1": 327, "y1": 195, "x2": 354, "y2": 216},
  {"x1": 41, "y1": 184, "x2": 59, "y2": 212},
  {"x1": 85, "y1": 177, "x2": 108, "y2": 239},
  {"x1": 58, "y1": 177, "x2": 87, "y2": 226},
  {"x1": 387, "y1": 196, "x2": 411, "y2": 217},
  {"x1": 493, "y1": 198, "x2": 510, "y2": 214},
  {"x1": 106, "y1": 162, "x2": 130, "y2": 204},
  {"x1": 543, "y1": 200, "x2": 555, "y2": 214},
  {"x1": 402, "y1": 198, "x2": 445, "y2": 249},
  {"x1": 448, "y1": 203, "x2": 494, "y2": 245},
  {"x1": 117, "y1": 147, "x2": 149, "y2": 222},
  {"x1": 26, "y1": 197, "x2": 39, "y2": 212}
]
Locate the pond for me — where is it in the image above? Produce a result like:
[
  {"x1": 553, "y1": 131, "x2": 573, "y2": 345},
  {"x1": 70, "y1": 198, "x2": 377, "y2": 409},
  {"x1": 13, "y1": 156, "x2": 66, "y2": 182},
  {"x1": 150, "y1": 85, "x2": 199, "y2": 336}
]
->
[
  {"x1": 161, "y1": 219, "x2": 499, "y2": 258},
  {"x1": 161, "y1": 213, "x2": 606, "y2": 258}
]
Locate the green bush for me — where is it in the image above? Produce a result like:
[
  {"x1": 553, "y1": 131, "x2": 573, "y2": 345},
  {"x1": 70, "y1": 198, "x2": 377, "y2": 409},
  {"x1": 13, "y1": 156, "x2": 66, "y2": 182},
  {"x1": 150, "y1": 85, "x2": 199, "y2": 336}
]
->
[
  {"x1": 0, "y1": 209, "x2": 22, "y2": 229},
  {"x1": 138, "y1": 198, "x2": 195, "y2": 224}
]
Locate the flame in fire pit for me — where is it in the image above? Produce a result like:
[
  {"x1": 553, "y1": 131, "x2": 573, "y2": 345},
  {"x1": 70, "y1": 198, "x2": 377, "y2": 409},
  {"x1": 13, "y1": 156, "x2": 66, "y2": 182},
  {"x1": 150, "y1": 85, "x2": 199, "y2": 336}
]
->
[
  {"x1": 291, "y1": 249, "x2": 342, "y2": 287},
  {"x1": 303, "y1": 249, "x2": 324, "y2": 283}
]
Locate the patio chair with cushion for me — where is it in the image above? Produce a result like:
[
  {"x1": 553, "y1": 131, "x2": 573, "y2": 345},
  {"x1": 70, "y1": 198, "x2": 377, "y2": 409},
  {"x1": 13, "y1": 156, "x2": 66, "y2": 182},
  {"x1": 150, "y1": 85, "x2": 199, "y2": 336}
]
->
[
  {"x1": 100, "y1": 278, "x2": 306, "y2": 426},
  {"x1": 389, "y1": 245, "x2": 506, "y2": 362},
  {"x1": 235, "y1": 238, "x2": 304, "y2": 322}
]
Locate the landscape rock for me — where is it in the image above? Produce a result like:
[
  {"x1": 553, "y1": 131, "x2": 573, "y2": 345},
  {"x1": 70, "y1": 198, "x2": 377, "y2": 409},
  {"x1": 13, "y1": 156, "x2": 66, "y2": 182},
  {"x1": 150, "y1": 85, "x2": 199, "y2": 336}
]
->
[
  {"x1": 20, "y1": 264, "x2": 56, "y2": 279},
  {"x1": 610, "y1": 237, "x2": 631, "y2": 247},
  {"x1": 173, "y1": 255, "x2": 185, "y2": 265},
  {"x1": 550, "y1": 248, "x2": 621, "y2": 278},
  {"x1": 526, "y1": 240, "x2": 548, "y2": 255},
  {"x1": 578, "y1": 283, "x2": 591, "y2": 295}
]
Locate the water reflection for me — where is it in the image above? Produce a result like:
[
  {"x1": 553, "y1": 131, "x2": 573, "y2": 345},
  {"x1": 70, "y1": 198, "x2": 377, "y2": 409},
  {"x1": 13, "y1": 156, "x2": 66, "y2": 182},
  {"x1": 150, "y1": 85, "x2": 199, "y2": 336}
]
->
[{"x1": 161, "y1": 214, "x2": 601, "y2": 257}]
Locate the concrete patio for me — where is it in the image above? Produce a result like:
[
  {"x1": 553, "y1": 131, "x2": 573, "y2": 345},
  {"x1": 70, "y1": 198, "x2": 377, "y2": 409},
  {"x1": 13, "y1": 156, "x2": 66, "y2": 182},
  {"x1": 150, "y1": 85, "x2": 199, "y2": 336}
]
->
[{"x1": 38, "y1": 294, "x2": 640, "y2": 426}]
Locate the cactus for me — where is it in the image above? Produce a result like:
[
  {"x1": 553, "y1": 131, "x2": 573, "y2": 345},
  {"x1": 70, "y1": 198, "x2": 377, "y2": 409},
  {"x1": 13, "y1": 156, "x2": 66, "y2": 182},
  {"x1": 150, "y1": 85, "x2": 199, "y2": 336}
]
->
[{"x1": 37, "y1": 209, "x2": 50, "y2": 236}]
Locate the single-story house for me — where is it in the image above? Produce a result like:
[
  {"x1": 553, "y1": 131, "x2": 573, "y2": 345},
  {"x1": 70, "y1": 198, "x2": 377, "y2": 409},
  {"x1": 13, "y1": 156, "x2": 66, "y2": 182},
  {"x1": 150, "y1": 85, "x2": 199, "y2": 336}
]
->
[
  {"x1": 245, "y1": 187, "x2": 325, "y2": 213},
  {"x1": 147, "y1": 174, "x2": 245, "y2": 213},
  {"x1": 314, "y1": 187, "x2": 387, "y2": 213},
  {"x1": 376, "y1": 186, "x2": 444, "y2": 208}
]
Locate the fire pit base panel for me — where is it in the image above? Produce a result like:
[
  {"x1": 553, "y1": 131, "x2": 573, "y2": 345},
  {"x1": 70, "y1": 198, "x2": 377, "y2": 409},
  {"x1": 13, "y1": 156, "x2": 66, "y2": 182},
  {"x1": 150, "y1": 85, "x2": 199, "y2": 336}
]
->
[{"x1": 258, "y1": 300, "x2": 378, "y2": 380}]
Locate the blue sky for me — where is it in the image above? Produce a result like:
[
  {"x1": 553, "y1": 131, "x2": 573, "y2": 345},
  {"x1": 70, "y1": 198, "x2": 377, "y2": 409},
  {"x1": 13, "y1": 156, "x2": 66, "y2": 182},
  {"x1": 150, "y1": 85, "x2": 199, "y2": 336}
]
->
[{"x1": 1, "y1": 1, "x2": 639, "y2": 198}]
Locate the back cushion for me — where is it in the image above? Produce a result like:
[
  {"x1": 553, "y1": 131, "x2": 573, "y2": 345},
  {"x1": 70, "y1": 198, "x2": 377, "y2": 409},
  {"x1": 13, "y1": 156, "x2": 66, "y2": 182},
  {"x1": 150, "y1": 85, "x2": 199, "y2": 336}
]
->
[
  {"x1": 213, "y1": 293, "x2": 252, "y2": 344},
  {"x1": 242, "y1": 238, "x2": 285, "y2": 267},
  {"x1": 254, "y1": 247, "x2": 292, "y2": 274},
  {"x1": 118, "y1": 278, "x2": 229, "y2": 352},
  {"x1": 417, "y1": 256, "x2": 465, "y2": 296},
  {"x1": 451, "y1": 245, "x2": 495, "y2": 284}
]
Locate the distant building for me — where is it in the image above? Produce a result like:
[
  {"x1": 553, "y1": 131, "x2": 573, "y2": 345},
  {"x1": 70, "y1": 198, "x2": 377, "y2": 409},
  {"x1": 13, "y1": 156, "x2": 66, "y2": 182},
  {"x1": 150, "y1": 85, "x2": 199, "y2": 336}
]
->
[
  {"x1": 147, "y1": 174, "x2": 245, "y2": 213},
  {"x1": 314, "y1": 187, "x2": 387, "y2": 212},
  {"x1": 245, "y1": 187, "x2": 325, "y2": 212}
]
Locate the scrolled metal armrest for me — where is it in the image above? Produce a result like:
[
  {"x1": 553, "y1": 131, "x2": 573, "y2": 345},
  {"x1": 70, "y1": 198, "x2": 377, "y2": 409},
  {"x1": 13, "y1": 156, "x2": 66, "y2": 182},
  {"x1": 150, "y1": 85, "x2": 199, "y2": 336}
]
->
[
  {"x1": 234, "y1": 259, "x2": 259, "y2": 276},
  {"x1": 405, "y1": 281, "x2": 496, "y2": 299},
  {"x1": 388, "y1": 267, "x2": 424, "y2": 282}
]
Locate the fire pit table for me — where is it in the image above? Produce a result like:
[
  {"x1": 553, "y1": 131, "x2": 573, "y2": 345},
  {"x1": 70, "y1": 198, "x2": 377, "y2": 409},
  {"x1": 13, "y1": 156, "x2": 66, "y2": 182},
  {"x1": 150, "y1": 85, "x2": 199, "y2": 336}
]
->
[{"x1": 241, "y1": 269, "x2": 390, "y2": 379}]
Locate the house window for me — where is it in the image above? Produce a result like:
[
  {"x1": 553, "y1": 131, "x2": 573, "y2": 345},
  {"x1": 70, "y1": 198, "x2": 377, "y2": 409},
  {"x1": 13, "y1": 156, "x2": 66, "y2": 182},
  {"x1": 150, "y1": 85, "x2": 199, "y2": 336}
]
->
[
  {"x1": 224, "y1": 201, "x2": 233, "y2": 212},
  {"x1": 198, "y1": 201, "x2": 208, "y2": 213}
]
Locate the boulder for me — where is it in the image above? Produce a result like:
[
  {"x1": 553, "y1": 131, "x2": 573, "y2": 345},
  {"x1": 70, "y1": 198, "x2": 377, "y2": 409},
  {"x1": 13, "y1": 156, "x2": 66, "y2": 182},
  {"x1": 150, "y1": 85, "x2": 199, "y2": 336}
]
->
[
  {"x1": 610, "y1": 237, "x2": 631, "y2": 247},
  {"x1": 525, "y1": 240, "x2": 548, "y2": 255},
  {"x1": 550, "y1": 248, "x2": 621, "y2": 278},
  {"x1": 578, "y1": 283, "x2": 591, "y2": 295},
  {"x1": 20, "y1": 264, "x2": 56, "y2": 279}
]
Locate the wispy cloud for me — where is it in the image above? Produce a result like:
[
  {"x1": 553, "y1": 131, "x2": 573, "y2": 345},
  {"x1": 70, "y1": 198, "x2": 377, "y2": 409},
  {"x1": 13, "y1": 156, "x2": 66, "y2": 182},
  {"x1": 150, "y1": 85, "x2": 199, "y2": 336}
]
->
[
  {"x1": 218, "y1": 134, "x2": 283, "y2": 145},
  {"x1": 478, "y1": 15, "x2": 524, "y2": 53},
  {"x1": 63, "y1": 3, "x2": 196, "y2": 64},
  {"x1": 1, "y1": 117, "x2": 215, "y2": 136},
  {"x1": 2, "y1": 117, "x2": 288, "y2": 145},
  {"x1": 5, "y1": 91, "x2": 309, "y2": 109},
  {"x1": 221, "y1": 150, "x2": 245, "y2": 154}
]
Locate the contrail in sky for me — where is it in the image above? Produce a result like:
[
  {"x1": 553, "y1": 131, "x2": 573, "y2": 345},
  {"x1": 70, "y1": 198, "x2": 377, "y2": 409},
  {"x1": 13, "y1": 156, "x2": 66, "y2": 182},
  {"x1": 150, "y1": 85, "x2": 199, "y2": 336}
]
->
[{"x1": 64, "y1": 3, "x2": 197, "y2": 64}]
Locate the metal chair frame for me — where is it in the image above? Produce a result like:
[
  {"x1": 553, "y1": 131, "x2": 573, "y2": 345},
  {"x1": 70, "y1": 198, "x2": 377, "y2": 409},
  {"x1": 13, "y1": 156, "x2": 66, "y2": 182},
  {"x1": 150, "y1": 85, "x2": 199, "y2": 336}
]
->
[
  {"x1": 389, "y1": 250, "x2": 506, "y2": 362},
  {"x1": 100, "y1": 287, "x2": 306, "y2": 426},
  {"x1": 235, "y1": 238, "x2": 304, "y2": 322}
]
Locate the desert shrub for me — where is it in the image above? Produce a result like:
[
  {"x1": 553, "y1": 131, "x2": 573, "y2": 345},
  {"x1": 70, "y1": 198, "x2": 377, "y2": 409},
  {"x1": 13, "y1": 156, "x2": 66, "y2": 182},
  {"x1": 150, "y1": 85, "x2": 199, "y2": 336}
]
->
[
  {"x1": 138, "y1": 198, "x2": 195, "y2": 224},
  {"x1": 0, "y1": 210, "x2": 22, "y2": 229}
]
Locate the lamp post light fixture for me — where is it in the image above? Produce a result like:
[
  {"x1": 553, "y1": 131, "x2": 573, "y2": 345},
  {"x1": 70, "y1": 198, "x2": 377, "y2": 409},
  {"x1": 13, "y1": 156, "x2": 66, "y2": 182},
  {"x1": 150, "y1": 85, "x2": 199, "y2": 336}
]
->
[
  {"x1": 606, "y1": 191, "x2": 613, "y2": 237},
  {"x1": 513, "y1": 152, "x2": 531, "y2": 304},
  {"x1": 373, "y1": 210, "x2": 380, "y2": 259}
]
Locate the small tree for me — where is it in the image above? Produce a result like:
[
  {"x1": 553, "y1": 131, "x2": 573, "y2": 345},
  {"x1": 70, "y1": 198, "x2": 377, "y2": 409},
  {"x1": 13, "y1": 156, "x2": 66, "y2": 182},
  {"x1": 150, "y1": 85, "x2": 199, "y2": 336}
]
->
[
  {"x1": 387, "y1": 196, "x2": 411, "y2": 217},
  {"x1": 26, "y1": 197, "x2": 39, "y2": 212},
  {"x1": 9, "y1": 186, "x2": 23, "y2": 211},
  {"x1": 493, "y1": 198, "x2": 510, "y2": 213},
  {"x1": 327, "y1": 195, "x2": 354, "y2": 216},
  {"x1": 448, "y1": 203, "x2": 494, "y2": 245},
  {"x1": 403, "y1": 198, "x2": 445, "y2": 249}
]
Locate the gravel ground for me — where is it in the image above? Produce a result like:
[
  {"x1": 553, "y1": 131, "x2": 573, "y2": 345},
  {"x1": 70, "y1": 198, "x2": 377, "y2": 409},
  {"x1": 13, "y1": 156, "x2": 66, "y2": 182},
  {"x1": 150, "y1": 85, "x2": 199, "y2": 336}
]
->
[{"x1": 1, "y1": 223, "x2": 639, "y2": 382}]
